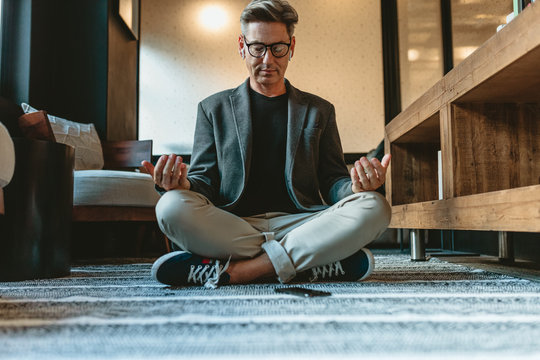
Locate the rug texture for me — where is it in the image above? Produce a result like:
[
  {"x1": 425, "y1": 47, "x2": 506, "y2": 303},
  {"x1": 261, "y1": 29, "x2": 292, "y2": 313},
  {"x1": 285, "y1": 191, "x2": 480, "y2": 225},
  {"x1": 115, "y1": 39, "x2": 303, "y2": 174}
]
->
[{"x1": 0, "y1": 251, "x2": 539, "y2": 360}]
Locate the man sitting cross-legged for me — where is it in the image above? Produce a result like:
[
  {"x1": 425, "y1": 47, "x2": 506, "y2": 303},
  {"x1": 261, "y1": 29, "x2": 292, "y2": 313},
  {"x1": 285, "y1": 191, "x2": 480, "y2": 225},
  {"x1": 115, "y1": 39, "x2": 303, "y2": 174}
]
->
[{"x1": 143, "y1": 0, "x2": 391, "y2": 289}]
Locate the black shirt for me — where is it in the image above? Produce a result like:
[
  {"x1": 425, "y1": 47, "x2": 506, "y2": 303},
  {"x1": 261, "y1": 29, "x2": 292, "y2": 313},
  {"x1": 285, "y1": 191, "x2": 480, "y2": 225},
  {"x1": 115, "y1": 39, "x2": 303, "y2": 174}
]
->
[{"x1": 232, "y1": 88, "x2": 298, "y2": 216}]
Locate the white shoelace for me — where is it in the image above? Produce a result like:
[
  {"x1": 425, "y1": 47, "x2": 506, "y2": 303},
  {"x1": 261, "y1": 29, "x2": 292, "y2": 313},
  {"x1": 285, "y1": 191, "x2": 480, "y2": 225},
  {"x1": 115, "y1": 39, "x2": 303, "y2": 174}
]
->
[
  {"x1": 187, "y1": 258, "x2": 231, "y2": 289},
  {"x1": 309, "y1": 261, "x2": 345, "y2": 282}
]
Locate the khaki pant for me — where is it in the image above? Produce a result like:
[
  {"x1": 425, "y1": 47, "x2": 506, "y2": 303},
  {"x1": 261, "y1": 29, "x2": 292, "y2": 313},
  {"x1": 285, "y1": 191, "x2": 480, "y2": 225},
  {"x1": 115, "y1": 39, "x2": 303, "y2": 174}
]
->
[{"x1": 156, "y1": 190, "x2": 391, "y2": 282}]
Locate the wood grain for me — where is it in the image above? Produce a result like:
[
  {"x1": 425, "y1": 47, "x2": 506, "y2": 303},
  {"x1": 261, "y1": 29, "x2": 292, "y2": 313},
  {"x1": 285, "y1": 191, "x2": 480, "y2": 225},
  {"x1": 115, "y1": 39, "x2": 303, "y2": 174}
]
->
[
  {"x1": 452, "y1": 103, "x2": 540, "y2": 197},
  {"x1": 389, "y1": 185, "x2": 540, "y2": 232},
  {"x1": 439, "y1": 105, "x2": 454, "y2": 199},
  {"x1": 384, "y1": 134, "x2": 393, "y2": 205}
]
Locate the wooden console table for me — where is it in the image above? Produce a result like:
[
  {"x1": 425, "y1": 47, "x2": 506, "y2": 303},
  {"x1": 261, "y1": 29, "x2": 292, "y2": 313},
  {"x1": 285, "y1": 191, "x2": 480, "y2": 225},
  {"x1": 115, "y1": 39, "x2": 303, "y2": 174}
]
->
[{"x1": 385, "y1": 3, "x2": 540, "y2": 251}]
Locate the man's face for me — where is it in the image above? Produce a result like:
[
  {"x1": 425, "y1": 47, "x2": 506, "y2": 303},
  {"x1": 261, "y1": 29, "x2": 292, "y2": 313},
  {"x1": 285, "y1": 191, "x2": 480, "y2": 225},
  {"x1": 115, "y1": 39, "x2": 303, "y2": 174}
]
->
[{"x1": 239, "y1": 21, "x2": 295, "y2": 93}]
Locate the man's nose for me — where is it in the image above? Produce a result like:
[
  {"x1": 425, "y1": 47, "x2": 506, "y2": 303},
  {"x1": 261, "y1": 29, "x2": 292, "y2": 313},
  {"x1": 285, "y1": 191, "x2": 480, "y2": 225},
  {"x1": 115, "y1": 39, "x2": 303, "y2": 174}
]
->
[{"x1": 262, "y1": 49, "x2": 275, "y2": 63}]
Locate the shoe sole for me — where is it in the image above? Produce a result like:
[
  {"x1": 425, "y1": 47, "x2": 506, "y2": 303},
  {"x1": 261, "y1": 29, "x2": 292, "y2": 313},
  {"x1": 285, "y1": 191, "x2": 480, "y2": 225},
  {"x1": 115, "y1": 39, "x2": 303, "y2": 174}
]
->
[
  {"x1": 151, "y1": 250, "x2": 187, "y2": 282},
  {"x1": 357, "y1": 248, "x2": 375, "y2": 281}
]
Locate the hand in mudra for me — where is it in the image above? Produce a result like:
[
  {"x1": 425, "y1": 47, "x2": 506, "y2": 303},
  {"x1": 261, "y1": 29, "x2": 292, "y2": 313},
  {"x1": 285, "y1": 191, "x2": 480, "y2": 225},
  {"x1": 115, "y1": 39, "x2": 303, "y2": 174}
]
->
[
  {"x1": 142, "y1": 154, "x2": 191, "y2": 191},
  {"x1": 350, "y1": 154, "x2": 391, "y2": 193}
]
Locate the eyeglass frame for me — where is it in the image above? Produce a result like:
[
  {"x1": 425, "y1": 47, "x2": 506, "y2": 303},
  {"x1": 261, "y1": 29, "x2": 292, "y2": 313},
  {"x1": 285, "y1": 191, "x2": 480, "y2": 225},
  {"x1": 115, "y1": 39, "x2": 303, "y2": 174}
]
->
[{"x1": 242, "y1": 35, "x2": 292, "y2": 58}]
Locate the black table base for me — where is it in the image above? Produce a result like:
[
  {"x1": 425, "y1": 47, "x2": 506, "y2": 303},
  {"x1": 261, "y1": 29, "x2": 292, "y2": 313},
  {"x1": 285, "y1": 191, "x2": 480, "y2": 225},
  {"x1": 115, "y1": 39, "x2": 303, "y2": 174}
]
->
[{"x1": 1, "y1": 138, "x2": 74, "y2": 281}]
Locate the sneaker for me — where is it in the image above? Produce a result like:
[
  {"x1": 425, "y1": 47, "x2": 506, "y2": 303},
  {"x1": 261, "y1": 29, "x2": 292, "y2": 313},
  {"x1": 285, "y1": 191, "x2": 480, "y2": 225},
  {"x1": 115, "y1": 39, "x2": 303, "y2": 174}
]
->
[
  {"x1": 151, "y1": 251, "x2": 231, "y2": 289},
  {"x1": 297, "y1": 248, "x2": 375, "y2": 282}
]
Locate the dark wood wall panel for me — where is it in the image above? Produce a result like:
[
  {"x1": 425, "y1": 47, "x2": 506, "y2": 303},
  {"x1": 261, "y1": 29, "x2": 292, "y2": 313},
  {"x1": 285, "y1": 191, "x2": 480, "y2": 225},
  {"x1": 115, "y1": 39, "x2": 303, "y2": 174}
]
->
[{"x1": 107, "y1": 0, "x2": 138, "y2": 141}]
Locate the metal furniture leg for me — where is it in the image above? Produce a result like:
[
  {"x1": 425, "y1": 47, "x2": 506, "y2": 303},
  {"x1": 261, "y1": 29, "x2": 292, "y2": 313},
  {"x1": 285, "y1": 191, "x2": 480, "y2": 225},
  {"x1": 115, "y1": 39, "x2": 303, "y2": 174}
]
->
[
  {"x1": 410, "y1": 229, "x2": 427, "y2": 261},
  {"x1": 498, "y1": 231, "x2": 514, "y2": 263}
]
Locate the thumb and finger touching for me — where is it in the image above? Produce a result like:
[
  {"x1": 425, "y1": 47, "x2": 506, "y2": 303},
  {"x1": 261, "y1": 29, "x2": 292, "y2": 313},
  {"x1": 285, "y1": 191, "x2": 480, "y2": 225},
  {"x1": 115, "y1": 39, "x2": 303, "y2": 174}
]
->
[
  {"x1": 141, "y1": 154, "x2": 188, "y2": 191},
  {"x1": 351, "y1": 154, "x2": 392, "y2": 193}
]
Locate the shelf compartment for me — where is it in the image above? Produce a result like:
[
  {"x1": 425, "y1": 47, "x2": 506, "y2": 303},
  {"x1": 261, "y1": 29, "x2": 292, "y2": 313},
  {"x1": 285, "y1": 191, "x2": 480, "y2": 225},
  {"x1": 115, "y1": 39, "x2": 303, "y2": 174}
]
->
[
  {"x1": 389, "y1": 185, "x2": 540, "y2": 232},
  {"x1": 389, "y1": 112, "x2": 441, "y2": 206},
  {"x1": 452, "y1": 103, "x2": 540, "y2": 197},
  {"x1": 454, "y1": 46, "x2": 540, "y2": 104}
]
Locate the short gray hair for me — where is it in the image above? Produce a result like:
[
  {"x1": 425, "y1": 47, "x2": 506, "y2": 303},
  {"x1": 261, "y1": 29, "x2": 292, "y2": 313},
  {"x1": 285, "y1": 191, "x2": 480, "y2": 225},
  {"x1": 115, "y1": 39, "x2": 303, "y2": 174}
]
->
[{"x1": 240, "y1": 0, "x2": 299, "y2": 38}]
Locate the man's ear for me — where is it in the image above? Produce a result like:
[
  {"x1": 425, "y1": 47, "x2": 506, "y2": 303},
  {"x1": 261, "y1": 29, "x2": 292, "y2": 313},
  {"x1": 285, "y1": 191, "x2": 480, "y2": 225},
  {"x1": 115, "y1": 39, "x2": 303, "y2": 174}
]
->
[
  {"x1": 238, "y1": 34, "x2": 246, "y2": 59},
  {"x1": 289, "y1": 36, "x2": 296, "y2": 60}
]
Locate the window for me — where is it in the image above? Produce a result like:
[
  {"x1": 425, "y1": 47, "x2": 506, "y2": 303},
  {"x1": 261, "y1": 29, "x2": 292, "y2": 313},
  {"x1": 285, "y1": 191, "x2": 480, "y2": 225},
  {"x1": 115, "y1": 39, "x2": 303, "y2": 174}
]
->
[
  {"x1": 451, "y1": 0, "x2": 512, "y2": 67},
  {"x1": 398, "y1": 0, "x2": 444, "y2": 110}
]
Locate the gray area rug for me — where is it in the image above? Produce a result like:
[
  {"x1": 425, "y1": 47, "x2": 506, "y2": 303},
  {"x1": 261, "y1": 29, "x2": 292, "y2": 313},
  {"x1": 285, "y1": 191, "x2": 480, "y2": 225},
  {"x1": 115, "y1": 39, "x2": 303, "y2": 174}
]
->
[{"x1": 1, "y1": 251, "x2": 539, "y2": 360}]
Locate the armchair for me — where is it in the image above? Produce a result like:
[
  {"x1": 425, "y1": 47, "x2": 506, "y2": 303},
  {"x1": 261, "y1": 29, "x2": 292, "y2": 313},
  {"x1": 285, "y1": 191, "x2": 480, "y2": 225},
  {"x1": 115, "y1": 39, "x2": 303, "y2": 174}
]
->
[
  {"x1": 72, "y1": 139, "x2": 167, "y2": 255},
  {"x1": 72, "y1": 139, "x2": 159, "y2": 221},
  {"x1": 14, "y1": 101, "x2": 167, "y2": 255}
]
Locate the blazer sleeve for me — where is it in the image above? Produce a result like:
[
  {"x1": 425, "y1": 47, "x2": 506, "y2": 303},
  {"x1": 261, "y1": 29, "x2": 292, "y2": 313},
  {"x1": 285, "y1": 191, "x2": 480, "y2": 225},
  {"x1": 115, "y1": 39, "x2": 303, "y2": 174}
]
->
[
  {"x1": 317, "y1": 104, "x2": 354, "y2": 205},
  {"x1": 186, "y1": 102, "x2": 220, "y2": 202}
]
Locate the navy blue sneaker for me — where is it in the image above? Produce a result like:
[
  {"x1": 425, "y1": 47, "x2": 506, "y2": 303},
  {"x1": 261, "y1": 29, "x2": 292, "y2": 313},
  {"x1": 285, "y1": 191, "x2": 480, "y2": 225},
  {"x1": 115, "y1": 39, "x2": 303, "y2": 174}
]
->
[
  {"x1": 297, "y1": 248, "x2": 375, "y2": 282},
  {"x1": 151, "y1": 251, "x2": 231, "y2": 289}
]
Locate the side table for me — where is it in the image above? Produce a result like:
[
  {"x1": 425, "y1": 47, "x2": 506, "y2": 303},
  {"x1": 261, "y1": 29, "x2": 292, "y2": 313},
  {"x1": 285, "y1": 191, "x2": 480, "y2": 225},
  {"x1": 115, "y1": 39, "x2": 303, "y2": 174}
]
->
[{"x1": 1, "y1": 138, "x2": 74, "y2": 281}]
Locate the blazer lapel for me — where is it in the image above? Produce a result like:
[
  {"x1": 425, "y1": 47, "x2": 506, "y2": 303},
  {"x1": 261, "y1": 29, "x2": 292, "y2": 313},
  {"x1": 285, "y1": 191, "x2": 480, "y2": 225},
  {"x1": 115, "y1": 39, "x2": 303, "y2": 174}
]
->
[
  {"x1": 286, "y1": 81, "x2": 308, "y2": 179},
  {"x1": 229, "y1": 79, "x2": 252, "y2": 183}
]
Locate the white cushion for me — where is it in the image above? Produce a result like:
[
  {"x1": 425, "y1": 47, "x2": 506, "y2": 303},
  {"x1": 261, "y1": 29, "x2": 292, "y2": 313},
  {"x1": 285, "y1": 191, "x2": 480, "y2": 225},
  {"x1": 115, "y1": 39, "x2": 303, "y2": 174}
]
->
[
  {"x1": 74, "y1": 170, "x2": 160, "y2": 207},
  {"x1": 21, "y1": 103, "x2": 104, "y2": 170},
  {"x1": 0, "y1": 123, "x2": 15, "y2": 187}
]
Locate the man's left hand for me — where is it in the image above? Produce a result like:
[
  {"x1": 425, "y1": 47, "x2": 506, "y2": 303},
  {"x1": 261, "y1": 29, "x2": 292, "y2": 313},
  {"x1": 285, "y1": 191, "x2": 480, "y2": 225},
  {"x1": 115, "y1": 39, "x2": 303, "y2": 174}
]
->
[{"x1": 350, "y1": 154, "x2": 391, "y2": 193}]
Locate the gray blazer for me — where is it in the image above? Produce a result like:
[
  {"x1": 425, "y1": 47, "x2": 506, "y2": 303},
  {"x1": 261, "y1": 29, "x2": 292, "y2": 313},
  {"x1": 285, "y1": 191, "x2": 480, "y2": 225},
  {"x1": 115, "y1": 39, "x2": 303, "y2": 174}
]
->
[{"x1": 187, "y1": 78, "x2": 353, "y2": 213}]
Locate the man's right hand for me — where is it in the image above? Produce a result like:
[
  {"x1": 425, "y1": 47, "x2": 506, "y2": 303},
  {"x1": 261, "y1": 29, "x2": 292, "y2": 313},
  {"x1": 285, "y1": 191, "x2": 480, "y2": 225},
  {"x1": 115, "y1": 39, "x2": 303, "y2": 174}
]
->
[{"x1": 142, "y1": 154, "x2": 191, "y2": 191}]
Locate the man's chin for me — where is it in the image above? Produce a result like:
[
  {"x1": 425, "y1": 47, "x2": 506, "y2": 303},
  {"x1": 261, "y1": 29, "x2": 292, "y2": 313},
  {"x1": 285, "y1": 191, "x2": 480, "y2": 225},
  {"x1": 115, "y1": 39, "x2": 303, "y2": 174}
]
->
[{"x1": 255, "y1": 75, "x2": 282, "y2": 86}]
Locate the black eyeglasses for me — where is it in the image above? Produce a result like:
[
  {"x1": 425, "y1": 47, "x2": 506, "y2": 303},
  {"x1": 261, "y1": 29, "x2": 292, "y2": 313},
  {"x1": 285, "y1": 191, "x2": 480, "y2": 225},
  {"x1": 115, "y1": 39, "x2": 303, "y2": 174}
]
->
[{"x1": 243, "y1": 35, "x2": 291, "y2": 58}]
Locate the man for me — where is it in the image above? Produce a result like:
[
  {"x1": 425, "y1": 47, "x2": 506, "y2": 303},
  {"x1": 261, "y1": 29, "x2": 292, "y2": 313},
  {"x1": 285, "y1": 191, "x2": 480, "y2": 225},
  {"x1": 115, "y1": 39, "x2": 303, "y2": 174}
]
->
[{"x1": 143, "y1": 0, "x2": 391, "y2": 289}]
